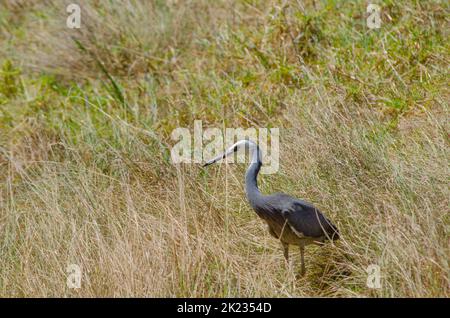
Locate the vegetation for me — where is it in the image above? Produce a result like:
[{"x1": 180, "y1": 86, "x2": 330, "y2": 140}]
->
[{"x1": 0, "y1": 0, "x2": 448, "y2": 297}]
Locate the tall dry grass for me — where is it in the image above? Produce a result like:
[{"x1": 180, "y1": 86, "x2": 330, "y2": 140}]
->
[
  {"x1": 0, "y1": 0, "x2": 448, "y2": 297},
  {"x1": 14, "y1": 0, "x2": 232, "y2": 79}
]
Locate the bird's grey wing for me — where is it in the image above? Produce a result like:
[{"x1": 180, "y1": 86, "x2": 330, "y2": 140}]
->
[{"x1": 282, "y1": 202, "x2": 339, "y2": 240}]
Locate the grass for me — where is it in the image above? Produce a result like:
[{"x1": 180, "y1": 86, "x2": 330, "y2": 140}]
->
[{"x1": 0, "y1": 0, "x2": 449, "y2": 297}]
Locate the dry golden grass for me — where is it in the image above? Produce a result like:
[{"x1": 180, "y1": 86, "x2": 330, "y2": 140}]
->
[{"x1": 0, "y1": 0, "x2": 449, "y2": 297}]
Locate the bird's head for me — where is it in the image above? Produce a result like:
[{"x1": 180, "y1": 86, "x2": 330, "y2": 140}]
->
[{"x1": 202, "y1": 139, "x2": 259, "y2": 167}]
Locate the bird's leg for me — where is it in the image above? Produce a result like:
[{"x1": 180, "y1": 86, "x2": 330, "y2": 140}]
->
[
  {"x1": 299, "y1": 246, "x2": 306, "y2": 276},
  {"x1": 282, "y1": 242, "x2": 289, "y2": 263}
]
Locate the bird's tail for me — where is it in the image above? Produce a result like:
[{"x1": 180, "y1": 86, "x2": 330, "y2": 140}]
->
[{"x1": 327, "y1": 224, "x2": 340, "y2": 241}]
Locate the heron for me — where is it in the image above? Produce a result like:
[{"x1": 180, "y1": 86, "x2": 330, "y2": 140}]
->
[{"x1": 202, "y1": 139, "x2": 339, "y2": 276}]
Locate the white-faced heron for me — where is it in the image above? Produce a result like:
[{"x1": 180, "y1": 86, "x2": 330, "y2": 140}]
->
[{"x1": 203, "y1": 139, "x2": 339, "y2": 276}]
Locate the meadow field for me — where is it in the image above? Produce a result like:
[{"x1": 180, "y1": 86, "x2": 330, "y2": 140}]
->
[{"x1": 0, "y1": 0, "x2": 448, "y2": 297}]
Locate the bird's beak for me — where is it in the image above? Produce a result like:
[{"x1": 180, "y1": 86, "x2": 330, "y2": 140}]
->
[
  {"x1": 202, "y1": 149, "x2": 231, "y2": 167},
  {"x1": 202, "y1": 160, "x2": 214, "y2": 167}
]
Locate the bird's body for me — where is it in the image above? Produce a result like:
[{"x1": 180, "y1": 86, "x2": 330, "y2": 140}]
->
[
  {"x1": 251, "y1": 193, "x2": 338, "y2": 246},
  {"x1": 203, "y1": 139, "x2": 339, "y2": 275}
]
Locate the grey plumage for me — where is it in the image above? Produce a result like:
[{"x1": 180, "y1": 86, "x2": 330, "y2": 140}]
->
[{"x1": 203, "y1": 139, "x2": 339, "y2": 275}]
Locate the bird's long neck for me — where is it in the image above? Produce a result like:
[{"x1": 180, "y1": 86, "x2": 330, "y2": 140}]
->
[{"x1": 245, "y1": 145, "x2": 263, "y2": 207}]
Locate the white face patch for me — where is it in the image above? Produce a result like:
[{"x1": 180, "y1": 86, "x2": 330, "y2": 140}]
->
[{"x1": 203, "y1": 139, "x2": 261, "y2": 165}]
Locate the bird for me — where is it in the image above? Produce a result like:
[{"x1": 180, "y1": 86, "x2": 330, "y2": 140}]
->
[{"x1": 202, "y1": 139, "x2": 339, "y2": 276}]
